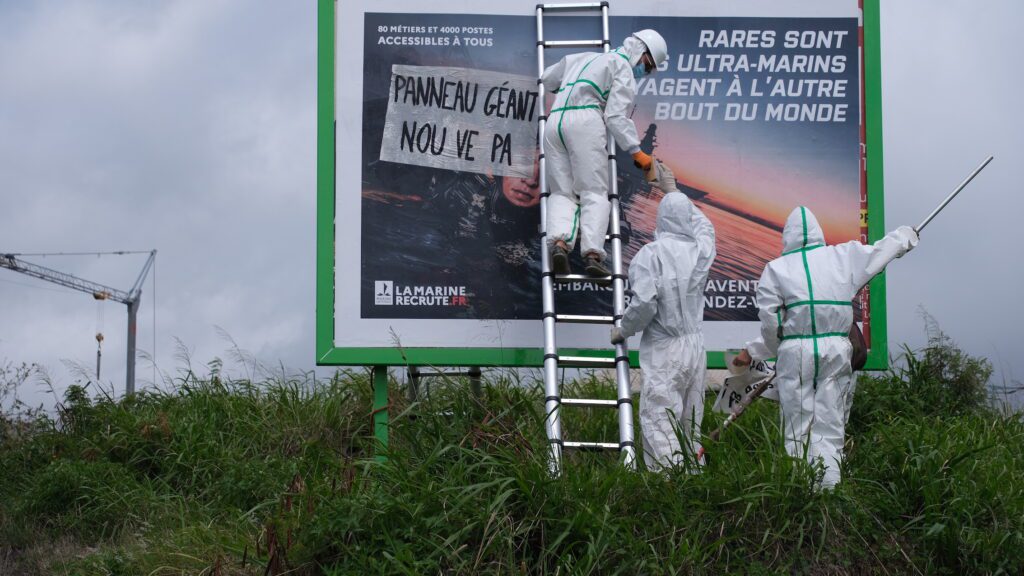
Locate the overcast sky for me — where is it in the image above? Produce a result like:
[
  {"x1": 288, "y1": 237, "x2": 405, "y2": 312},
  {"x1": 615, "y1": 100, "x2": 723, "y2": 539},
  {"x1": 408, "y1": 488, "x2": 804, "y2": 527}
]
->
[{"x1": 1, "y1": 1, "x2": 1020, "y2": 408}]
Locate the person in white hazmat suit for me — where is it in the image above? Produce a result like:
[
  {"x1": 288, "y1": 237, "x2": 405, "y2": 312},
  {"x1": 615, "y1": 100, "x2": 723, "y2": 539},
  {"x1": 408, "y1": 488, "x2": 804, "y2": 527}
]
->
[
  {"x1": 610, "y1": 163, "x2": 717, "y2": 471},
  {"x1": 734, "y1": 206, "x2": 919, "y2": 488},
  {"x1": 541, "y1": 29, "x2": 668, "y2": 277}
]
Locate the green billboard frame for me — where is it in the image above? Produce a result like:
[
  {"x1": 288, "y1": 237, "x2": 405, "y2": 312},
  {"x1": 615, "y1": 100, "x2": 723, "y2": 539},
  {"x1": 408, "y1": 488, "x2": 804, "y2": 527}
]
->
[{"x1": 316, "y1": 0, "x2": 889, "y2": 371}]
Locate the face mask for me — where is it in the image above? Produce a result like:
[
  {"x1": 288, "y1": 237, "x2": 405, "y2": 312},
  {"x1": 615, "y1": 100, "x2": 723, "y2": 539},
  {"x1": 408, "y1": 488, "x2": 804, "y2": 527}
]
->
[{"x1": 632, "y1": 64, "x2": 645, "y2": 79}]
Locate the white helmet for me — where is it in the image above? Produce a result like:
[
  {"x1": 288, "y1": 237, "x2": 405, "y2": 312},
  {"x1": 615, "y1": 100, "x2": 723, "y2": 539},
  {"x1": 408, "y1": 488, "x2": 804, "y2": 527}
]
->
[{"x1": 632, "y1": 29, "x2": 668, "y2": 67}]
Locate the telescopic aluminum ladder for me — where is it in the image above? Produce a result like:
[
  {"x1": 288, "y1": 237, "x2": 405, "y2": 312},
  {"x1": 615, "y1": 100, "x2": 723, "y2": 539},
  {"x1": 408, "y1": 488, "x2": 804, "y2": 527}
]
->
[{"x1": 536, "y1": 1, "x2": 636, "y2": 475}]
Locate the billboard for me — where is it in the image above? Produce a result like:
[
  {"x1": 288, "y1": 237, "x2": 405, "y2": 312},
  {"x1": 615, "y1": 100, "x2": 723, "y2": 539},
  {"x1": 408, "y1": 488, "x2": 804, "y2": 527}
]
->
[{"x1": 317, "y1": 0, "x2": 889, "y2": 368}]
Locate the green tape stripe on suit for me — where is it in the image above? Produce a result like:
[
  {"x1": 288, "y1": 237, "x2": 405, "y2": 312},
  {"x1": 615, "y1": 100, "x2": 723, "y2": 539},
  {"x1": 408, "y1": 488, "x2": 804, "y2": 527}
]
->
[{"x1": 797, "y1": 206, "x2": 821, "y2": 390}]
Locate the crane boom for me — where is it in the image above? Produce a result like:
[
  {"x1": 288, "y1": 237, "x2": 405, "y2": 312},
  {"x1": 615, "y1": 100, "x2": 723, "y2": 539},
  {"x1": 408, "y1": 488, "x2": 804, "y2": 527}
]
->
[
  {"x1": 0, "y1": 250, "x2": 157, "y2": 396},
  {"x1": 1, "y1": 254, "x2": 132, "y2": 303}
]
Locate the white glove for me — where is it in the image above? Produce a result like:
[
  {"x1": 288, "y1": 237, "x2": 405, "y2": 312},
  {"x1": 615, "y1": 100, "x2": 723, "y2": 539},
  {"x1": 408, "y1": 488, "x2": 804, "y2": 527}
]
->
[
  {"x1": 610, "y1": 327, "x2": 626, "y2": 345},
  {"x1": 654, "y1": 161, "x2": 678, "y2": 194},
  {"x1": 865, "y1": 225, "x2": 921, "y2": 277},
  {"x1": 894, "y1": 225, "x2": 920, "y2": 257}
]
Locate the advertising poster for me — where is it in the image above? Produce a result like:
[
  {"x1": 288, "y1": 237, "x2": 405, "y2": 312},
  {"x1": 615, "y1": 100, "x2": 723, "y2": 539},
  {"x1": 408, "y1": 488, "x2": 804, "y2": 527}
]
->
[{"x1": 327, "y1": 0, "x2": 875, "y2": 363}]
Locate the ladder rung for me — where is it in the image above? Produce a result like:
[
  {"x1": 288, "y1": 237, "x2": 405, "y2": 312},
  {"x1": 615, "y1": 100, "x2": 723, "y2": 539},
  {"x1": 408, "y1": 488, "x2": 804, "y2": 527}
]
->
[
  {"x1": 554, "y1": 273, "x2": 612, "y2": 286},
  {"x1": 542, "y1": 40, "x2": 605, "y2": 49},
  {"x1": 556, "y1": 314, "x2": 613, "y2": 325},
  {"x1": 561, "y1": 398, "x2": 618, "y2": 408},
  {"x1": 564, "y1": 441, "x2": 619, "y2": 451},
  {"x1": 539, "y1": 2, "x2": 606, "y2": 12},
  {"x1": 559, "y1": 355, "x2": 615, "y2": 368}
]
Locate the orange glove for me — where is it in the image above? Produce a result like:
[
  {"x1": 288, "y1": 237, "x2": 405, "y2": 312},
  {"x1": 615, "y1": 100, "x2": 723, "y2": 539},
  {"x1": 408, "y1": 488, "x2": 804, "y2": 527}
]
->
[{"x1": 632, "y1": 151, "x2": 653, "y2": 171}]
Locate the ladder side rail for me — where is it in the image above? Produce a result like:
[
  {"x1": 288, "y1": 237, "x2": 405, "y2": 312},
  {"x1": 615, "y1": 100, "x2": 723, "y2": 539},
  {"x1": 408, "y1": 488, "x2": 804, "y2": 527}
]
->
[
  {"x1": 536, "y1": 6, "x2": 563, "y2": 475},
  {"x1": 600, "y1": 2, "x2": 637, "y2": 469}
]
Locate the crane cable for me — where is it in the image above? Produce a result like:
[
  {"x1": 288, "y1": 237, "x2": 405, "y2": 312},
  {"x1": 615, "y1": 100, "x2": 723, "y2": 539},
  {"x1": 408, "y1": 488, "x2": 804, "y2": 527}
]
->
[{"x1": 95, "y1": 292, "x2": 105, "y2": 380}]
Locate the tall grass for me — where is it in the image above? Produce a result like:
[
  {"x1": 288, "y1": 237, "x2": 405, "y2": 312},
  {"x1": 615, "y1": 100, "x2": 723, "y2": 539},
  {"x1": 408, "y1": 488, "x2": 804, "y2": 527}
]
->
[{"x1": 1, "y1": 334, "x2": 1022, "y2": 575}]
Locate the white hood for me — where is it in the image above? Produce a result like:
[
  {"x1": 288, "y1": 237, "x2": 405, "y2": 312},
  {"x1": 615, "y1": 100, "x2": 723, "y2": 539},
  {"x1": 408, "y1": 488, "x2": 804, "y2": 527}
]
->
[
  {"x1": 655, "y1": 192, "x2": 694, "y2": 242},
  {"x1": 781, "y1": 206, "x2": 825, "y2": 253},
  {"x1": 620, "y1": 36, "x2": 647, "y2": 67}
]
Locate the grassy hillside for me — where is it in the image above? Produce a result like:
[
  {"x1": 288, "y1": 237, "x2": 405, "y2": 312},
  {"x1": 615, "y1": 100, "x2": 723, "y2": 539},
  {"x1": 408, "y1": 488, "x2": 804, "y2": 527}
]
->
[{"x1": 1, "y1": 334, "x2": 1022, "y2": 575}]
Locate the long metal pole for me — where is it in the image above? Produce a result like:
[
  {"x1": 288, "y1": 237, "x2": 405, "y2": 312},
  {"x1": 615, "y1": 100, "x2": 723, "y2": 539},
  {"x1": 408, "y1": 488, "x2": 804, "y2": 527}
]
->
[{"x1": 915, "y1": 156, "x2": 993, "y2": 233}]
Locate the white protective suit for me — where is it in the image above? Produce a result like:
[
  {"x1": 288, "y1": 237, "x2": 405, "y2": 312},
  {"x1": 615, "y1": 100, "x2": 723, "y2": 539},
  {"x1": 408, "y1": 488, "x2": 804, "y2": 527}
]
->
[
  {"x1": 619, "y1": 191, "x2": 716, "y2": 470},
  {"x1": 541, "y1": 36, "x2": 649, "y2": 260},
  {"x1": 746, "y1": 207, "x2": 918, "y2": 487}
]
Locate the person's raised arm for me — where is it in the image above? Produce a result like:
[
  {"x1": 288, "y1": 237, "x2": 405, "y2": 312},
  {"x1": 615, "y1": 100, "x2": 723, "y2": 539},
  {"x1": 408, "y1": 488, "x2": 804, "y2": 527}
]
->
[
  {"x1": 690, "y1": 204, "x2": 717, "y2": 289},
  {"x1": 834, "y1": 226, "x2": 919, "y2": 291},
  {"x1": 540, "y1": 57, "x2": 567, "y2": 94},
  {"x1": 613, "y1": 248, "x2": 659, "y2": 344},
  {"x1": 603, "y1": 58, "x2": 642, "y2": 156}
]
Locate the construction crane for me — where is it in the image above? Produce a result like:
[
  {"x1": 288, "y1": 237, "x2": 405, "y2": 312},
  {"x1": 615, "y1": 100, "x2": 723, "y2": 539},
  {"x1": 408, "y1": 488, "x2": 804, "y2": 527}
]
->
[{"x1": 0, "y1": 250, "x2": 156, "y2": 396}]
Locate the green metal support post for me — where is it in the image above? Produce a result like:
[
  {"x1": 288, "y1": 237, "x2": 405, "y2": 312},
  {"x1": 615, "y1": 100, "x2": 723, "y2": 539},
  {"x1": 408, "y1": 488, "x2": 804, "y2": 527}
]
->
[{"x1": 372, "y1": 366, "x2": 389, "y2": 461}]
